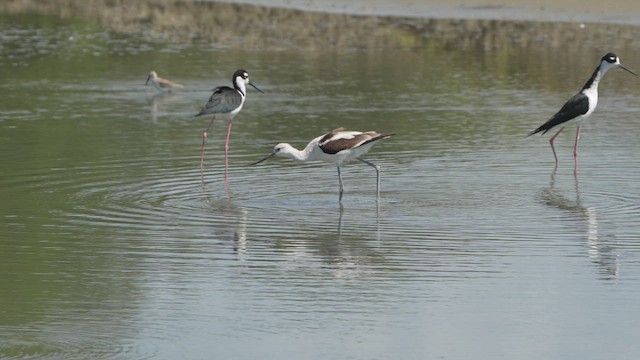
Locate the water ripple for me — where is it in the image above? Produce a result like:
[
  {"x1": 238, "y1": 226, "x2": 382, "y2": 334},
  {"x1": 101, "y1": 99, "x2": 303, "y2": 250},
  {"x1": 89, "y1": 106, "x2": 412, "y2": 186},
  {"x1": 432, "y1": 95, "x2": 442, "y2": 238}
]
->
[{"x1": 0, "y1": 325, "x2": 156, "y2": 360}]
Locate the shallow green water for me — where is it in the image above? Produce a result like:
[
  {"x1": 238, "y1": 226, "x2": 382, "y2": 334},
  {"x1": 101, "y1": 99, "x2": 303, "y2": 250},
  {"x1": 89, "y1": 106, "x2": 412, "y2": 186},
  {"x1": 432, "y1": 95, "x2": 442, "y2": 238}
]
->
[{"x1": 2, "y1": 12, "x2": 640, "y2": 360}]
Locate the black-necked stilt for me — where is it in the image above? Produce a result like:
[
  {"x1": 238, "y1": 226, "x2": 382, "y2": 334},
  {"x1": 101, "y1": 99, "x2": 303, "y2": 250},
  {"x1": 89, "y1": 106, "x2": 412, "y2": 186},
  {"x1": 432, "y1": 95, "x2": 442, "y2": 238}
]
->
[
  {"x1": 253, "y1": 128, "x2": 394, "y2": 202},
  {"x1": 145, "y1": 71, "x2": 184, "y2": 92},
  {"x1": 529, "y1": 53, "x2": 637, "y2": 170},
  {"x1": 196, "y1": 69, "x2": 263, "y2": 185}
]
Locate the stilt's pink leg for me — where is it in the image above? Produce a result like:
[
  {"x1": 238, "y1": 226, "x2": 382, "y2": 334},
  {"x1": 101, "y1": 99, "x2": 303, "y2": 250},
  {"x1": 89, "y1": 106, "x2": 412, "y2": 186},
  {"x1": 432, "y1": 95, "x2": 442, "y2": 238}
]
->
[
  {"x1": 549, "y1": 127, "x2": 565, "y2": 165},
  {"x1": 573, "y1": 126, "x2": 581, "y2": 175},
  {"x1": 224, "y1": 121, "x2": 233, "y2": 192},
  {"x1": 201, "y1": 116, "x2": 216, "y2": 184},
  {"x1": 573, "y1": 126, "x2": 581, "y2": 159}
]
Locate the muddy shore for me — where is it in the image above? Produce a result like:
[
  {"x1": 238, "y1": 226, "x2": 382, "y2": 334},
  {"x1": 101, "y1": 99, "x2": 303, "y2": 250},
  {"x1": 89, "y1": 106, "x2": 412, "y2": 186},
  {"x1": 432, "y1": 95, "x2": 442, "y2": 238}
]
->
[
  {"x1": 224, "y1": 0, "x2": 640, "y2": 25},
  {"x1": 1, "y1": 0, "x2": 639, "y2": 51}
]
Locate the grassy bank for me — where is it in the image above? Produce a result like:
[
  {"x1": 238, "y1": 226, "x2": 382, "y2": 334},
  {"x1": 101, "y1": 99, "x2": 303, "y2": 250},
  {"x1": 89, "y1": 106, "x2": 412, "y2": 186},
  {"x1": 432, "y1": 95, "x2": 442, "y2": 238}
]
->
[{"x1": 2, "y1": 0, "x2": 639, "y2": 52}]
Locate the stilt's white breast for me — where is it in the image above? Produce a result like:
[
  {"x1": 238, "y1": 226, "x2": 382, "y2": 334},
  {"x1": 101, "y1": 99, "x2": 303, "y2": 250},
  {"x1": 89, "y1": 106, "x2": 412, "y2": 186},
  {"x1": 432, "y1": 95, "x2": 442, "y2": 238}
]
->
[{"x1": 581, "y1": 86, "x2": 598, "y2": 120}]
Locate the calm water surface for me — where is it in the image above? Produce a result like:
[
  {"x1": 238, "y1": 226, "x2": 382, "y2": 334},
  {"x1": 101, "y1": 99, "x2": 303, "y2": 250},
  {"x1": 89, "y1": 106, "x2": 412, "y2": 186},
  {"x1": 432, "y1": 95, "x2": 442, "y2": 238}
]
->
[{"x1": 2, "y1": 12, "x2": 640, "y2": 360}]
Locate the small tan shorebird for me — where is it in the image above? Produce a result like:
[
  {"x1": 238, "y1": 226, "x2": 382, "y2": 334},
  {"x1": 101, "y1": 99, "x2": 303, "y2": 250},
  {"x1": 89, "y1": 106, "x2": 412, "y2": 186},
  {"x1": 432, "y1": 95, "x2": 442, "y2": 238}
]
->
[
  {"x1": 253, "y1": 128, "x2": 394, "y2": 202},
  {"x1": 145, "y1": 71, "x2": 184, "y2": 92},
  {"x1": 528, "y1": 53, "x2": 637, "y2": 172},
  {"x1": 195, "y1": 69, "x2": 263, "y2": 186}
]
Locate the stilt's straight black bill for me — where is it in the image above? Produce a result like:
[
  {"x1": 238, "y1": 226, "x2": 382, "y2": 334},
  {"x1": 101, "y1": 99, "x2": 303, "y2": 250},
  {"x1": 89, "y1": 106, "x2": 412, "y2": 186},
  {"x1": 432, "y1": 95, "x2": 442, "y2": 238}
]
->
[
  {"x1": 249, "y1": 82, "x2": 264, "y2": 93},
  {"x1": 621, "y1": 65, "x2": 638, "y2": 76},
  {"x1": 251, "y1": 153, "x2": 274, "y2": 165}
]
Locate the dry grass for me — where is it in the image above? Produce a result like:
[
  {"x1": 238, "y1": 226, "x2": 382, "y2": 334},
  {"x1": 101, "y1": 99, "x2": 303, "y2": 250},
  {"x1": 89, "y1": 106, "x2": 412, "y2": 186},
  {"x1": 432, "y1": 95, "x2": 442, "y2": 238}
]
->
[{"x1": 0, "y1": 0, "x2": 395, "y2": 50}]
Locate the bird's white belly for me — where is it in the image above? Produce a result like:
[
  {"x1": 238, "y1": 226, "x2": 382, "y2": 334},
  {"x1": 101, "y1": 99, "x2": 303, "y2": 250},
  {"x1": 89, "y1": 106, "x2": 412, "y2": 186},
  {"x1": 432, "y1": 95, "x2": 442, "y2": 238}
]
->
[
  {"x1": 221, "y1": 102, "x2": 244, "y2": 121},
  {"x1": 576, "y1": 88, "x2": 599, "y2": 124}
]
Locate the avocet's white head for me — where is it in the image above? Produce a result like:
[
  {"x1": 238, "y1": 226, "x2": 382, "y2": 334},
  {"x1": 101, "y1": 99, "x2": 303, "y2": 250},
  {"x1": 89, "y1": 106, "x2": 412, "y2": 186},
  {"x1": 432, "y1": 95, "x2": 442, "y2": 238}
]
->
[
  {"x1": 272, "y1": 143, "x2": 298, "y2": 159},
  {"x1": 600, "y1": 53, "x2": 637, "y2": 76},
  {"x1": 252, "y1": 143, "x2": 304, "y2": 165}
]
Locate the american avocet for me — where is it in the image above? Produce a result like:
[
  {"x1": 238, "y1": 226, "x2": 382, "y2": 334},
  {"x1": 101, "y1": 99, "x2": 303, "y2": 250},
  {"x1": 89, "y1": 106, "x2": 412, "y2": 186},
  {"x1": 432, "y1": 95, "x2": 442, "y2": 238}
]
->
[
  {"x1": 145, "y1": 70, "x2": 184, "y2": 92},
  {"x1": 195, "y1": 69, "x2": 263, "y2": 185},
  {"x1": 253, "y1": 128, "x2": 394, "y2": 202},
  {"x1": 529, "y1": 53, "x2": 636, "y2": 171}
]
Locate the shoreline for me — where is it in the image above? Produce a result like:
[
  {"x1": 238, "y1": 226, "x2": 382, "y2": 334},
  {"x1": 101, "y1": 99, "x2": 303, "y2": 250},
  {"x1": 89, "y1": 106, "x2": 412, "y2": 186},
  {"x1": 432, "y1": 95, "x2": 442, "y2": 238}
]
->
[
  {"x1": 218, "y1": 0, "x2": 640, "y2": 26},
  {"x1": 2, "y1": 0, "x2": 639, "y2": 52}
]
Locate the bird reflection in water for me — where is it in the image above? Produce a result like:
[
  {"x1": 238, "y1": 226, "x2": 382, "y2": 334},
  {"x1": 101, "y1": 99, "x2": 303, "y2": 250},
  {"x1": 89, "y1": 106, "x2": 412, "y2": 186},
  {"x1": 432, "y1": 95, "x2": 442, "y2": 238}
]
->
[
  {"x1": 232, "y1": 207, "x2": 248, "y2": 262},
  {"x1": 318, "y1": 206, "x2": 383, "y2": 279},
  {"x1": 147, "y1": 91, "x2": 184, "y2": 123},
  {"x1": 201, "y1": 188, "x2": 248, "y2": 261},
  {"x1": 541, "y1": 169, "x2": 619, "y2": 278}
]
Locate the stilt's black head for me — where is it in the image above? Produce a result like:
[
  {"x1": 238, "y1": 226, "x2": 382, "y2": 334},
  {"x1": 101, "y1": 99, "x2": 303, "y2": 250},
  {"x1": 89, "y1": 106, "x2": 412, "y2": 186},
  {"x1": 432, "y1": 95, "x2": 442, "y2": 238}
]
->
[
  {"x1": 602, "y1": 53, "x2": 618, "y2": 64},
  {"x1": 600, "y1": 52, "x2": 637, "y2": 76},
  {"x1": 233, "y1": 69, "x2": 249, "y2": 82},
  {"x1": 232, "y1": 69, "x2": 264, "y2": 93}
]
